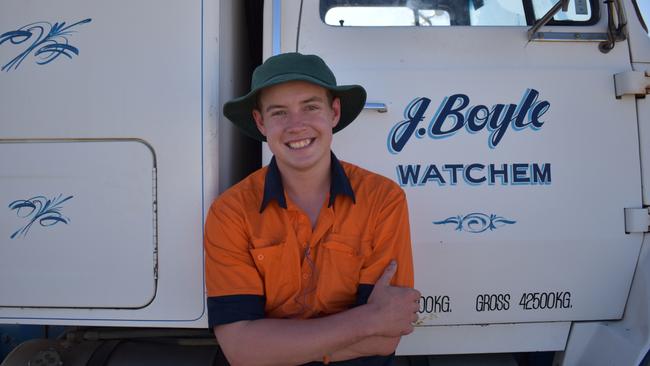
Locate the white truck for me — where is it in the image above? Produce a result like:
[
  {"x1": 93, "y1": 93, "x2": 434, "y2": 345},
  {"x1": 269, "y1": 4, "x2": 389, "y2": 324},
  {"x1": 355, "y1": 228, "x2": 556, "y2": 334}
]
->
[{"x1": 1, "y1": 0, "x2": 649, "y2": 365}]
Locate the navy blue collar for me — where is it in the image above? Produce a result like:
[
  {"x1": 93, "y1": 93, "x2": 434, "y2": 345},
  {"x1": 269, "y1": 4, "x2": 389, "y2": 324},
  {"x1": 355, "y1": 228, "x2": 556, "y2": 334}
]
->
[{"x1": 260, "y1": 152, "x2": 356, "y2": 213}]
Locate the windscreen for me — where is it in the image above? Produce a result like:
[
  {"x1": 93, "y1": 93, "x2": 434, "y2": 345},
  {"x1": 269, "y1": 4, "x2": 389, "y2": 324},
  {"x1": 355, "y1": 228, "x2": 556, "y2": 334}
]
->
[{"x1": 320, "y1": 0, "x2": 596, "y2": 26}]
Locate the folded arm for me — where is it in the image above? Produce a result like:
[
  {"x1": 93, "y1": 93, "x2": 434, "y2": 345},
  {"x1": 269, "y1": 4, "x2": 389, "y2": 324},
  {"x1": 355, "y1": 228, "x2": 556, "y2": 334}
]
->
[
  {"x1": 215, "y1": 303, "x2": 384, "y2": 366},
  {"x1": 329, "y1": 335, "x2": 401, "y2": 362},
  {"x1": 215, "y1": 262, "x2": 419, "y2": 366}
]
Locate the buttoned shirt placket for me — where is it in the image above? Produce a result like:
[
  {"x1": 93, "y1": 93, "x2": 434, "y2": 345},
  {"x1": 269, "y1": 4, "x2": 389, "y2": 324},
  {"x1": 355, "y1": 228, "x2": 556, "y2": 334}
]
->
[{"x1": 284, "y1": 196, "x2": 337, "y2": 317}]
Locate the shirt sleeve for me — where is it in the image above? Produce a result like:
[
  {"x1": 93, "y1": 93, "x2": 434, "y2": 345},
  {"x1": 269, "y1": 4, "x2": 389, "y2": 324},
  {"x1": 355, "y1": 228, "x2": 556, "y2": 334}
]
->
[
  {"x1": 358, "y1": 184, "x2": 414, "y2": 290},
  {"x1": 204, "y1": 195, "x2": 265, "y2": 328}
]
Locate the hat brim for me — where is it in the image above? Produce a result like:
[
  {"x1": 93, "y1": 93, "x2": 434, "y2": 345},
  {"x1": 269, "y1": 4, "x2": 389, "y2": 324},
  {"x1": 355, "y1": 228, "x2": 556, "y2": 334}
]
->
[{"x1": 223, "y1": 73, "x2": 367, "y2": 142}]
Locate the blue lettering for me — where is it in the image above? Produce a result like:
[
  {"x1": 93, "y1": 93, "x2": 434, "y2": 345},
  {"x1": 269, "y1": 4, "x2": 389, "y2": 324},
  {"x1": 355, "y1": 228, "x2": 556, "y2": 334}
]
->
[
  {"x1": 513, "y1": 89, "x2": 539, "y2": 130},
  {"x1": 428, "y1": 94, "x2": 469, "y2": 138},
  {"x1": 489, "y1": 164, "x2": 509, "y2": 185},
  {"x1": 512, "y1": 163, "x2": 530, "y2": 184},
  {"x1": 388, "y1": 98, "x2": 431, "y2": 154},
  {"x1": 396, "y1": 164, "x2": 421, "y2": 186},
  {"x1": 465, "y1": 105, "x2": 489, "y2": 133},
  {"x1": 443, "y1": 164, "x2": 464, "y2": 185},
  {"x1": 387, "y1": 89, "x2": 549, "y2": 153},
  {"x1": 532, "y1": 163, "x2": 552, "y2": 184},
  {"x1": 487, "y1": 104, "x2": 517, "y2": 149},
  {"x1": 395, "y1": 162, "x2": 551, "y2": 187},
  {"x1": 529, "y1": 101, "x2": 549, "y2": 129},
  {"x1": 465, "y1": 163, "x2": 486, "y2": 185},
  {"x1": 421, "y1": 164, "x2": 446, "y2": 185}
]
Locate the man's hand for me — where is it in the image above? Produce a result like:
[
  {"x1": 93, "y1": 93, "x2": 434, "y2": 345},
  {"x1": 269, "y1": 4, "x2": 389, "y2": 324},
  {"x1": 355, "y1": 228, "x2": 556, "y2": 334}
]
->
[{"x1": 367, "y1": 260, "x2": 421, "y2": 337}]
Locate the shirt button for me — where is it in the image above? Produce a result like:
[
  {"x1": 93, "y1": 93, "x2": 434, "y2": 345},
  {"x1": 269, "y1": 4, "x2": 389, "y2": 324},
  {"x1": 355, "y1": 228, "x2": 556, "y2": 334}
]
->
[
  {"x1": 257, "y1": 254, "x2": 264, "y2": 260},
  {"x1": 302, "y1": 242, "x2": 307, "y2": 248},
  {"x1": 302, "y1": 273, "x2": 309, "y2": 279}
]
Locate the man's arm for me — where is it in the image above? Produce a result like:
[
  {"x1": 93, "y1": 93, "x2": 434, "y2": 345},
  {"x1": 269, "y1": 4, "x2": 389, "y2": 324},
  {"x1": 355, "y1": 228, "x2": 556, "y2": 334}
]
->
[
  {"x1": 327, "y1": 183, "x2": 417, "y2": 360},
  {"x1": 329, "y1": 336, "x2": 401, "y2": 361},
  {"x1": 215, "y1": 261, "x2": 419, "y2": 366}
]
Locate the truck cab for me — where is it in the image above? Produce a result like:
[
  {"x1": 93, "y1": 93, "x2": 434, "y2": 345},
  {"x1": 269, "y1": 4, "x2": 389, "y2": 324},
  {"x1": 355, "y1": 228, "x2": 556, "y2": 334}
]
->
[{"x1": 1, "y1": 1, "x2": 650, "y2": 365}]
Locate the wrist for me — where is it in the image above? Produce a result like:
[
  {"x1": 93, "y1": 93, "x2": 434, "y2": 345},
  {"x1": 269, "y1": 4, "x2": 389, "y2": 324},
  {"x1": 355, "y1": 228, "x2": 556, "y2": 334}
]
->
[{"x1": 354, "y1": 303, "x2": 380, "y2": 337}]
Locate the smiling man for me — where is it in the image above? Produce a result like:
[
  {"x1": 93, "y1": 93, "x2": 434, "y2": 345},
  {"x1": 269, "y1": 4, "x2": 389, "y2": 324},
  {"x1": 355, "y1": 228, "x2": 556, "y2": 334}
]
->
[{"x1": 204, "y1": 53, "x2": 418, "y2": 365}]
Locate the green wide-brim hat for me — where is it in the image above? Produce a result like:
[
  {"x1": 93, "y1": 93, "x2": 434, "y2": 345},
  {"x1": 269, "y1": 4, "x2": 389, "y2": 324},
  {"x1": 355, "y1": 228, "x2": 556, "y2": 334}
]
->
[{"x1": 223, "y1": 52, "x2": 367, "y2": 142}]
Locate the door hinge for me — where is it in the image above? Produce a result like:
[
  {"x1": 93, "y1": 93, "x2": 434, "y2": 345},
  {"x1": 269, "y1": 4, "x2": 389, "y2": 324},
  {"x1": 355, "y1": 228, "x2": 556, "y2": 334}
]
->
[
  {"x1": 624, "y1": 208, "x2": 650, "y2": 233},
  {"x1": 614, "y1": 71, "x2": 650, "y2": 98}
]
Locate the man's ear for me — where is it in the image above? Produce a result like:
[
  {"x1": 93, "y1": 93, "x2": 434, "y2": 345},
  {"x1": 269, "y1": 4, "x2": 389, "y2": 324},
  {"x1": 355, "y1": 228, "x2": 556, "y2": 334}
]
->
[
  {"x1": 331, "y1": 97, "x2": 341, "y2": 128},
  {"x1": 252, "y1": 109, "x2": 267, "y2": 137}
]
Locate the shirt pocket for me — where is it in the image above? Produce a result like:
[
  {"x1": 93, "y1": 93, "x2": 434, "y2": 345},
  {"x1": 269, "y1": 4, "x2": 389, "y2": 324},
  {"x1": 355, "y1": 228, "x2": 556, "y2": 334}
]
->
[
  {"x1": 316, "y1": 234, "x2": 364, "y2": 313},
  {"x1": 249, "y1": 241, "x2": 299, "y2": 311}
]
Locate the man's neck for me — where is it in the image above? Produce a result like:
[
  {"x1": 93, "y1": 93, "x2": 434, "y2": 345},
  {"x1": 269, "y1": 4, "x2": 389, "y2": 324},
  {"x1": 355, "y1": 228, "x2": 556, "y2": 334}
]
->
[{"x1": 277, "y1": 155, "x2": 331, "y2": 228}]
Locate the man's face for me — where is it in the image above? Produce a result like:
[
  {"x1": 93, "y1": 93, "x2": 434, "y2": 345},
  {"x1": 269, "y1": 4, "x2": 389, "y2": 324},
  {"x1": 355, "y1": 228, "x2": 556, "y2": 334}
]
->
[{"x1": 253, "y1": 81, "x2": 341, "y2": 174}]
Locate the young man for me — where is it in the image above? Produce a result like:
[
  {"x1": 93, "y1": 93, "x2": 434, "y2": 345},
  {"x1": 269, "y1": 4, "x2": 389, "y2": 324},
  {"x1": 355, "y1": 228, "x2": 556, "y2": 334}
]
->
[{"x1": 205, "y1": 53, "x2": 419, "y2": 365}]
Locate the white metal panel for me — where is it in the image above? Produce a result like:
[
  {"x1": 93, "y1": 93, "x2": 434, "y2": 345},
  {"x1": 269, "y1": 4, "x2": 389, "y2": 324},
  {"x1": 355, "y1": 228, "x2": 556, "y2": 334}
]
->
[
  {"x1": 293, "y1": 0, "x2": 643, "y2": 328},
  {"x1": 0, "y1": 0, "x2": 224, "y2": 326},
  {"x1": 397, "y1": 322, "x2": 570, "y2": 355},
  {"x1": 0, "y1": 140, "x2": 155, "y2": 308},
  {"x1": 627, "y1": 1, "x2": 650, "y2": 63},
  {"x1": 559, "y1": 228, "x2": 650, "y2": 366}
]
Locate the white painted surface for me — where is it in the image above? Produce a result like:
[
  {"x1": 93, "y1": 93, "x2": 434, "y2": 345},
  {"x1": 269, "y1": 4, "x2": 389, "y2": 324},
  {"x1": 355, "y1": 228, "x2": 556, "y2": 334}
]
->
[
  {"x1": 629, "y1": 0, "x2": 650, "y2": 62},
  {"x1": 0, "y1": 0, "x2": 224, "y2": 326},
  {"x1": 262, "y1": 0, "x2": 650, "y2": 354},
  {"x1": 397, "y1": 322, "x2": 570, "y2": 355},
  {"x1": 556, "y1": 13, "x2": 650, "y2": 360},
  {"x1": 293, "y1": 0, "x2": 643, "y2": 327},
  {"x1": 558, "y1": 233, "x2": 650, "y2": 365},
  {"x1": 0, "y1": 141, "x2": 155, "y2": 308}
]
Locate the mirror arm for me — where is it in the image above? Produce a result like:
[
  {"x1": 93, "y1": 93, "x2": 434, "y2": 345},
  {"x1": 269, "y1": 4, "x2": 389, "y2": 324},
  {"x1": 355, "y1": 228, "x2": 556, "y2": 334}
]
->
[{"x1": 527, "y1": 0, "x2": 570, "y2": 41}]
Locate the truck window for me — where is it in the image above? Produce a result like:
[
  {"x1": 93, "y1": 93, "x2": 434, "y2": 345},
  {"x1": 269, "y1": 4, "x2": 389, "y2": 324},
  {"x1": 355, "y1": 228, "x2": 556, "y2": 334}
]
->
[{"x1": 321, "y1": 0, "x2": 596, "y2": 27}]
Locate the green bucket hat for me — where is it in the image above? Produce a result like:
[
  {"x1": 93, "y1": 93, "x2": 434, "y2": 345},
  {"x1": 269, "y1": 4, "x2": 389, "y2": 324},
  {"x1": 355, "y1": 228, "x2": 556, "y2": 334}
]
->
[{"x1": 223, "y1": 52, "x2": 367, "y2": 142}]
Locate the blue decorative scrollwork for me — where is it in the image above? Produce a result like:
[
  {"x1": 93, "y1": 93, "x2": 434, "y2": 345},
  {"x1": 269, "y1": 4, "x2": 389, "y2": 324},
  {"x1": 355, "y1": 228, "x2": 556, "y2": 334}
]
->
[
  {"x1": 433, "y1": 213, "x2": 516, "y2": 233},
  {"x1": 0, "y1": 18, "x2": 91, "y2": 72},
  {"x1": 9, "y1": 194, "x2": 74, "y2": 239}
]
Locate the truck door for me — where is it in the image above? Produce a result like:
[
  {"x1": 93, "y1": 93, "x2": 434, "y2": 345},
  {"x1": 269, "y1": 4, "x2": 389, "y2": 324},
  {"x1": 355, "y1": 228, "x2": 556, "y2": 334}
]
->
[{"x1": 278, "y1": 0, "x2": 643, "y2": 353}]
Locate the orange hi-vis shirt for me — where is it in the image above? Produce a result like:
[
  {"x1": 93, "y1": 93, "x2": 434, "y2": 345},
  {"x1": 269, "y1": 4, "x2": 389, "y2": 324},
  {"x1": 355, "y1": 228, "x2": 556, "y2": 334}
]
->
[{"x1": 204, "y1": 153, "x2": 414, "y2": 327}]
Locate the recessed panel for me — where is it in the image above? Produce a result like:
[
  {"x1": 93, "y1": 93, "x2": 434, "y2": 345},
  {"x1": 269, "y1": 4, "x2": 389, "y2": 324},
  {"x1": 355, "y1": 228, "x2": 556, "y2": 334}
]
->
[{"x1": 0, "y1": 140, "x2": 156, "y2": 309}]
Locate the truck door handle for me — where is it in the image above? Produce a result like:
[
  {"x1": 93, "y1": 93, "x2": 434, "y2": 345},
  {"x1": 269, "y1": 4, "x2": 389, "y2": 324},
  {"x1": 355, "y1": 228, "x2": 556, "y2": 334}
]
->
[{"x1": 364, "y1": 103, "x2": 388, "y2": 113}]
